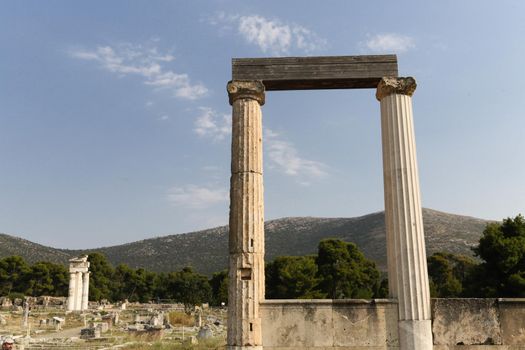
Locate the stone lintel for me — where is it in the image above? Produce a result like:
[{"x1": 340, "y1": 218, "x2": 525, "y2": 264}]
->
[
  {"x1": 232, "y1": 55, "x2": 398, "y2": 90},
  {"x1": 376, "y1": 77, "x2": 417, "y2": 101},
  {"x1": 228, "y1": 80, "x2": 265, "y2": 106}
]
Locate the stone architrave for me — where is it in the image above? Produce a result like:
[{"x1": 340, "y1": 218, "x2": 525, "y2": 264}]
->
[
  {"x1": 376, "y1": 77, "x2": 432, "y2": 350},
  {"x1": 227, "y1": 80, "x2": 265, "y2": 350},
  {"x1": 67, "y1": 256, "x2": 90, "y2": 312}
]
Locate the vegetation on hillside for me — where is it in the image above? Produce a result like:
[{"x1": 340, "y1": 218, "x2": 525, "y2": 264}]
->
[
  {"x1": 0, "y1": 256, "x2": 68, "y2": 297},
  {"x1": 427, "y1": 214, "x2": 525, "y2": 298},
  {"x1": 0, "y1": 209, "x2": 490, "y2": 275},
  {"x1": 1, "y1": 214, "x2": 524, "y2": 302},
  {"x1": 266, "y1": 239, "x2": 385, "y2": 299}
]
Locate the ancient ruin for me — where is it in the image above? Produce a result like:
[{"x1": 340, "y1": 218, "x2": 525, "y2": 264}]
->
[
  {"x1": 226, "y1": 55, "x2": 432, "y2": 350},
  {"x1": 67, "y1": 256, "x2": 90, "y2": 312}
]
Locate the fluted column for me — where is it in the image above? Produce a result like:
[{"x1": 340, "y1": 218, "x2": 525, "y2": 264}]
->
[
  {"x1": 377, "y1": 77, "x2": 432, "y2": 350},
  {"x1": 75, "y1": 271, "x2": 83, "y2": 311},
  {"x1": 227, "y1": 80, "x2": 265, "y2": 350},
  {"x1": 81, "y1": 272, "x2": 90, "y2": 311},
  {"x1": 67, "y1": 272, "x2": 77, "y2": 311}
]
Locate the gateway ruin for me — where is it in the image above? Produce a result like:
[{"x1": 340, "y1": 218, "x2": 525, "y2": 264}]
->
[{"x1": 226, "y1": 55, "x2": 431, "y2": 350}]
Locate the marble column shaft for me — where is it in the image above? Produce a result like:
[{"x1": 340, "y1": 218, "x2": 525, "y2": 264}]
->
[
  {"x1": 67, "y1": 272, "x2": 77, "y2": 311},
  {"x1": 75, "y1": 271, "x2": 83, "y2": 311},
  {"x1": 377, "y1": 77, "x2": 432, "y2": 350},
  {"x1": 227, "y1": 80, "x2": 265, "y2": 350},
  {"x1": 81, "y1": 272, "x2": 90, "y2": 311}
]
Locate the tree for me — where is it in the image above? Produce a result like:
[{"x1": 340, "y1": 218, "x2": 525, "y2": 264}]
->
[
  {"x1": 427, "y1": 252, "x2": 477, "y2": 297},
  {"x1": 209, "y1": 270, "x2": 228, "y2": 306},
  {"x1": 473, "y1": 215, "x2": 525, "y2": 297},
  {"x1": 265, "y1": 256, "x2": 322, "y2": 299},
  {"x1": 112, "y1": 263, "x2": 137, "y2": 302},
  {"x1": 87, "y1": 253, "x2": 115, "y2": 301},
  {"x1": 316, "y1": 239, "x2": 382, "y2": 299},
  {"x1": 0, "y1": 256, "x2": 30, "y2": 295},
  {"x1": 133, "y1": 268, "x2": 157, "y2": 303},
  {"x1": 169, "y1": 267, "x2": 211, "y2": 310},
  {"x1": 26, "y1": 261, "x2": 68, "y2": 297}
]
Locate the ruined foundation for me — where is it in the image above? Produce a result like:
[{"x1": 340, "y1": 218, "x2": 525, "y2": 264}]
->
[{"x1": 261, "y1": 298, "x2": 525, "y2": 349}]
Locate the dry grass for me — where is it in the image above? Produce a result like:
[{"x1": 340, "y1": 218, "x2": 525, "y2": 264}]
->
[{"x1": 167, "y1": 311, "x2": 194, "y2": 327}]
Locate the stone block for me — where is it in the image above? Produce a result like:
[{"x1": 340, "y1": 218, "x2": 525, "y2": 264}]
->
[
  {"x1": 499, "y1": 299, "x2": 525, "y2": 345},
  {"x1": 433, "y1": 346, "x2": 509, "y2": 350},
  {"x1": 332, "y1": 300, "x2": 397, "y2": 347},
  {"x1": 432, "y1": 299, "x2": 502, "y2": 345},
  {"x1": 262, "y1": 300, "x2": 334, "y2": 348}
]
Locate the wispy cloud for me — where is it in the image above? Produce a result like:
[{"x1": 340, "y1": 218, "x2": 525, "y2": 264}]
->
[
  {"x1": 69, "y1": 42, "x2": 207, "y2": 100},
  {"x1": 190, "y1": 107, "x2": 327, "y2": 185},
  {"x1": 208, "y1": 13, "x2": 326, "y2": 55},
  {"x1": 194, "y1": 107, "x2": 231, "y2": 141},
  {"x1": 167, "y1": 185, "x2": 228, "y2": 209},
  {"x1": 363, "y1": 33, "x2": 415, "y2": 53},
  {"x1": 265, "y1": 128, "x2": 328, "y2": 185}
]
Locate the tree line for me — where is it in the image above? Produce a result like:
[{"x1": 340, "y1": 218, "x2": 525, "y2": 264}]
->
[{"x1": 1, "y1": 214, "x2": 524, "y2": 304}]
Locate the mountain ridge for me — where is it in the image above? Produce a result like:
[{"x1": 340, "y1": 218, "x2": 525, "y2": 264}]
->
[{"x1": 0, "y1": 208, "x2": 491, "y2": 275}]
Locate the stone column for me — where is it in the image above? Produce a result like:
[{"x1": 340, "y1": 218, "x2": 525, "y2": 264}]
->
[
  {"x1": 81, "y1": 272, "x2": 90, "y2": 311},
  {"x1": 227, "y1": 80, "x2": 265, "y2": 350},
  {"x1": 67, "y1": 272, "x2": 77, "y2": 311},
  {"x1": 75, "y1": 271, "x2": 83, "y2": 311},
  {"x1": 376, "y1": 77, "x2": 432, "y2": 350}
]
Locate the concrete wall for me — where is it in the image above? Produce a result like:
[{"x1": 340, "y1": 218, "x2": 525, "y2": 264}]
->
[{"x1": 260, "y1": 298, "x2": 525, "y2": 350}]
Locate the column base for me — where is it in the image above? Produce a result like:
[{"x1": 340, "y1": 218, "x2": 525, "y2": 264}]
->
[
  {"x1": 398, "y1": 319, "x2": 432, "y2": 350},
  {"x1": 227, "y1": 346, "x2": 263, "y2": 350}
]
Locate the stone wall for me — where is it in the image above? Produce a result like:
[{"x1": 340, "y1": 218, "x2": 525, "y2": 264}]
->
[{"x1": 260, "y1": 298, "x2": 525, "y2": 350}]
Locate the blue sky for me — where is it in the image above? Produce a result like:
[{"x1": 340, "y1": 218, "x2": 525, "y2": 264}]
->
[{"x1": 1, "y1": 1, "x2": 524, "y2": 248}]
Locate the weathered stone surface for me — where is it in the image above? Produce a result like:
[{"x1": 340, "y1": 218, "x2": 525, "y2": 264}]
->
[
  {"x1": 260, "y1": 299, "x2": 525, "y2": 349},
  {"x1": 333, "y1": 300, "x2": 399, "y2": 347},
  {"x1": 229, "y1": 99, "x2": 263, "y2": 175},
  {"x1": 378, "y1": 77, "x2": 432, "y2": 350},
  {"x1": 67, "y1": 256, "x2": 90, "y2": 311},
  {"x1": 432, "y1": 299, "x2": 502, "y2": 345},
  {"x1": 228, "y1": 80, "x2": 265, "y2": 350},
  {"x1": 376, "y1": 77, "x2": 416, "y2": 101},
  {"x1": 262, "y1": 300, "x2": 334, "y2": 348},
  {"x1": 261, "y1": 299, "x2": 399, "y2": 349},
  {"x1": 227, "y1": 80, "x2": 265, "y2": 106},
  {"x1": 498, "y1": 299, "x2": 525, "y2": 345},
  {"x1": 81, "y1": 271, "x2": 90, "y2": 310}
]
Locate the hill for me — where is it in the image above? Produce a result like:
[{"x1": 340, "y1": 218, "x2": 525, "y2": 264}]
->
[{"x1": 0, "y1": 208, "x2": 490, "y2": 275}]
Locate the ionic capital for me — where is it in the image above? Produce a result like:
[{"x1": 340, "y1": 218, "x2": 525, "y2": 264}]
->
[
  {"x1": 376, "y1": 77, "x2": 417, "y2": 101},
  {"x1": 227, "y1": 80, "x2": 265, "y2": 106}
]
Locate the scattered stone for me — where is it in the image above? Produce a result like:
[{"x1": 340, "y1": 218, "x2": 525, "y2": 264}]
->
[
  {"x1": 197, "y1": 326, "x2": 213, "y2": 340},
  {"x1": 80, "y1": 327, "x2": 100, "y2": 339},
  {"x1": 0, "y1": 297, "x2": 12, "y2": 308},
  {"x1": 95, "y1": 322, "x2": 109, "y2": 333},
  {"x1": 184, "y1": 336, "x2": 198, "y2": 345},
  {"x1": 194, "y1": 309, "x2": 202, "y2": 327}
]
